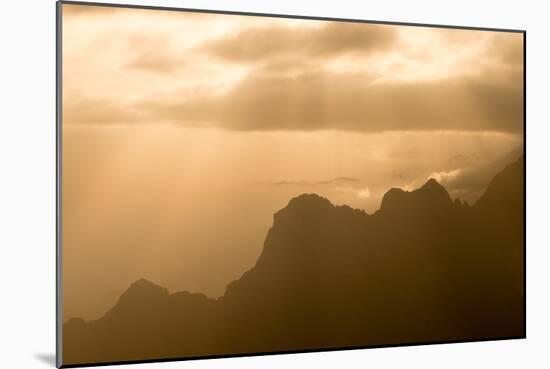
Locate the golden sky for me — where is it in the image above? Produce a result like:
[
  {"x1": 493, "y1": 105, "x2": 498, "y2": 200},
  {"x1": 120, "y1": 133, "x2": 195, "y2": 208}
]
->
[{"x1": 61, "y1": 4, "x2": 524, "y2": 321}]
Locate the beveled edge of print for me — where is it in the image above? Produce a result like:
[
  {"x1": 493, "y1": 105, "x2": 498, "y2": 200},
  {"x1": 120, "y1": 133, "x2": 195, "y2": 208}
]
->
[{"x1": 55, "y1": 1, "x2": 526, "y2": 367}]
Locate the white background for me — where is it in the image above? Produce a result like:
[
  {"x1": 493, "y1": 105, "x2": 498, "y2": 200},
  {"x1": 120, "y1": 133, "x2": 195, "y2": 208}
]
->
[{"x1": 0, "y1": 0, "x2": 548, "y2": 368}]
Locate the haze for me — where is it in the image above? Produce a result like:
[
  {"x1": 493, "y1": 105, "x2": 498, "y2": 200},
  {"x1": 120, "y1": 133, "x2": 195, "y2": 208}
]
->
[{"x1": 61, "y1": 4, "x2": 523, "y2": 321}]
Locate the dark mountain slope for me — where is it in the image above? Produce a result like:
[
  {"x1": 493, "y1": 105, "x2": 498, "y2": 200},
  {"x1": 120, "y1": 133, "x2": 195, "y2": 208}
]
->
[
  {"x1": 63, "y1": 157, "x2": 524, "y2": 365},
  {"x1": 64, "y1": 279, "x2": 220, "y2": 363}
]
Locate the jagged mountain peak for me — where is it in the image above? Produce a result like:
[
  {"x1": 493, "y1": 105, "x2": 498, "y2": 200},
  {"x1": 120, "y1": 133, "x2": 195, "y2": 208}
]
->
[
  {"x1": 272, "y1": 193, "x2": 335, "y2": 226},
  {"x1": 127, "y1": 278, "x2": 163, "y2": 292},
  {"x1": 115, "y1": 278, "x2": 168, "y2": 307},
  {"x1": 379, "y1": 178, "x2": 452, "y2": 214},
  {"x1": 421, "y1": 178, "x2": 444, "y2": 191},
  {"x1": 286, "y1": 193, "x2": 334, "y2": 210}
]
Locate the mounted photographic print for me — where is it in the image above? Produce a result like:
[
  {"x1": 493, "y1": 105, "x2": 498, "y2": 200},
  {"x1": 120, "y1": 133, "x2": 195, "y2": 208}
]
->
[{"x1": 57, "y1": 1, "x2": 526, "y2": 367}]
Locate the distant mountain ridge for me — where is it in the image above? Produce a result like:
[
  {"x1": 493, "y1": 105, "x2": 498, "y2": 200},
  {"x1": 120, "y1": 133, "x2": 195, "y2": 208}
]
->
[{"x1": 63, "y1": 157, "x2": 524, "y2": 366}]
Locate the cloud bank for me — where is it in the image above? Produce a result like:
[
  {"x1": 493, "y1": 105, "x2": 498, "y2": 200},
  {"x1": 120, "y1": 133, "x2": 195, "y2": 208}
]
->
[{"x1": 62, "y1": 5, "x2": 524, "y2": 134}]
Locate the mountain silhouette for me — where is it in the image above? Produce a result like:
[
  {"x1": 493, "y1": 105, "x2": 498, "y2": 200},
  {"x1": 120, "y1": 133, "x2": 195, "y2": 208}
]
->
[
  {"x1": 379, "y1": 177, "x2": 453, "y2": 213},
  {"x1": 63, "y1": 157, "x2": 524, "y2": 366}
]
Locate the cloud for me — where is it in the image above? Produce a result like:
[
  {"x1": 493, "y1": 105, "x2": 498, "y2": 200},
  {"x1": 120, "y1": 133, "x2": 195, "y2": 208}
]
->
[
  {"x1": 63, "y1": 94, "x2": 146, "y2": 126},
  {"x1": 122, "y1": 31, "x2": 192, "y2": 74},
  {"x1": 258, "y1": 176, "x2": 373, "y2": 202},
  {"x1": 139, "y1": 65, "x2": 523, "y2": 133},
  {"x1": 117, "y1": 21, "x2": 396, "y2": 76},
  {"x1": 426, "y1": 147, "x2": 523, "y2": 203},
  {"x1": 356, "y1": 187, "x2": 372, "y2": 199},
  {"x1": 489, "y1": 32, "x2": 524, "y2": 67},
  {"x1": 125, "y1": 51, "x2": 186, "y2": 74},
  {"x1": 62, "y1": 6, "x2": 524, "y2": 134},
  {"x1": 259, "y1": 177, "x2": 360, "y2": 186},
  {"x1": 428, "y1": 168, "x2": 464, "y2": 184},
  {"x1": 202, "y1": 22, "x2": 397, "y2": 63},
  {"x1": 63, "y1": 4, "x2": 125, "y2": 17}
]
